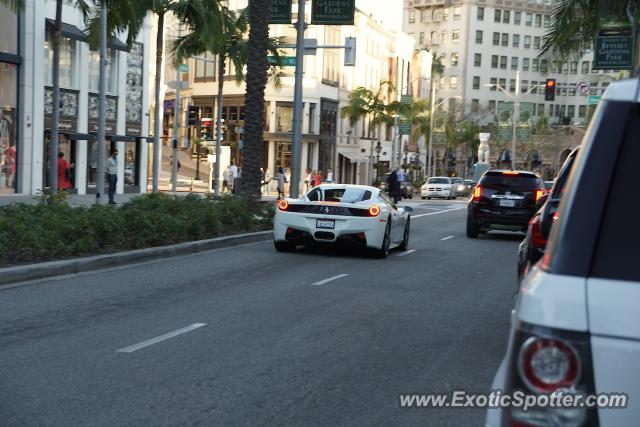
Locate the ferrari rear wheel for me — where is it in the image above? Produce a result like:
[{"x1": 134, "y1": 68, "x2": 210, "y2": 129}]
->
[
  {"x1": 373, "y1": 222, "x2": 391, "y2": 259},
  {"x1": 274, "y1": 240, "x2": 296, "y2": 252},
  {"x1": 399, "y1": 218, "x2": 410, "y2": 251}
]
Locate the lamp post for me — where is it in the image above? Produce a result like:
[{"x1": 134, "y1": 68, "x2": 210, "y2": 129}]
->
[{"x1": 375, "y1": 140, "x2": 382, "y2": 183}]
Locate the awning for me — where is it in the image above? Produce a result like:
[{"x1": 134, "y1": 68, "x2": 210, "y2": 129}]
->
[
  {"x1": 108, "y1": 37, "x2": 129, "y2": 52},
  {"x1": 111, "y1": 135, "x2": 136, "y2": 142},
  {"x1": 340, "y1": 151, "x2": 369, "y2": 163},
  {"x1": 45, "y1": 19, "x2": 89, "y2": 43},
  {"x1": 66, "y1": 132, "x2": 96, "y2": 141}
]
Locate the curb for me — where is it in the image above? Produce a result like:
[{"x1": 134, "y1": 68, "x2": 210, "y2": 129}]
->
[{"x1": 0, "y1": 230, "x2": 273, "y2": 287}]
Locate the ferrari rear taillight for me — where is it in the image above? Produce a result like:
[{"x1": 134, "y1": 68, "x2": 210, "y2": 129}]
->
[
  {"x1": 529, "y1": 214, "x2": 547, "y2": 248},
  {"x1": 473, "y1": 186, "x2": 482, "y2": 202},
  {"x1": 368, "y1": 205, "x2": 380, "y2": 216}
]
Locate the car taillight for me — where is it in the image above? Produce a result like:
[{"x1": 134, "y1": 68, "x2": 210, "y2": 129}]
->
[
  {"x1": 535, "y1": 189, "x2": 545, "y2": 202},
  {"x1": 473, "y1": 186, "x2": 482, "y2": 202},
  {"x1": 519, "y1": 337, "x2": 580, "y2": 393},
  {"x1": 503, "y1": 322, "x2": 597, "y2": 427},
  {"x1": 277, "y1": 199, "x2": 289, "y2": 211},
  {"x1": 368, "y1": 205, "x2": 380, "y2": 216},
  {"x1": 529, "y1": 214, "x2": 547, "y2": 248}
]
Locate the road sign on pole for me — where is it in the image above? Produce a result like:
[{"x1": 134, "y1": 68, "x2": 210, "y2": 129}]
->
[
  {"x1": 593, "y1": 27, "x2": 634, "y2": 70},
  {"x1": 268, "y1": 56, "x2": 296, "y2": 66},
  {"x1": 311, "y1": 0, "x2": 356, "y2": 25},
  {"x1": 589, "y1": 95, "x2": 602, "y2": 105},
  {"x1": 269, "y1": 0, "x2": 292, "y2": 24}
]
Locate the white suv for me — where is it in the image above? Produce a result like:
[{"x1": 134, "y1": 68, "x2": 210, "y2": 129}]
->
[
  {"x1": 487, "y1": 79, "x2": 640, "y2": 426},
  {"x1": 421, "y1": 177, "x2": 454, "y2": 199}
]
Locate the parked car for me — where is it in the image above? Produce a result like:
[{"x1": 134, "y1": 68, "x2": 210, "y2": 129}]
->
[
  {"x1": 466, "y1": 170, "x2": 545, "y2": 238},
  {"x1": 517, "y1": 148, "x2": 580, "y2": 283},
  {"x1": 486, "y1": 79, "x2": 640, "y2": 427},
  {"x1": 421, "y1": 177, "x2": 454, "y2": 199}
]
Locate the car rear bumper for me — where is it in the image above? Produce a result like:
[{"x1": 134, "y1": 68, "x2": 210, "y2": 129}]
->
[
  {"x1": 421, "y1": 189, "x2": 452, "y2": 197},
  {"x1": 469, "y1": 207, "x2": 534, "y2": 229}
]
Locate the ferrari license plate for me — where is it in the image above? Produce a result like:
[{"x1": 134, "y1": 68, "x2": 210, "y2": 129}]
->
[
  {"x1": 316, "y1": 219, "x2": 335, "y2": 229},
  {"x1": 500, "y1": 199, "x2": 516, "y2": 207}
]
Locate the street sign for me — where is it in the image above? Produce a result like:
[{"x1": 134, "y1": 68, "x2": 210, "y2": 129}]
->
[
  {"x1": 311, "y1": 0, "x2": 356, "y2": 25},
  {"x1": 268, "y1": 56, "x2": 296, "y2": 66},
  {"x1": 589, "y1": 95, "x2": 602, "y2": 105},
  {"x1": 576, "y1": 80, "x2": 590, "y2": 95},
  {"x1": 269, "y1": 0, "x2": 292, "y2": 24},
  {"x1": 593, "y1": 27, "x2": 634, "y2": 70},
  {"x1": 167, "y1": 81, "x2": 189, "y2": 90},
  {"x1": 399, "y1": 120, "x2": 412, "y2": 136},
  {"x1": 178, "y1": 63, "x2": 188, "y2": 72}
]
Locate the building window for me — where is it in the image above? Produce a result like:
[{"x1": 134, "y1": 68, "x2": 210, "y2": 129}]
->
[
  {"x1": 419, "y1": 32, "x2": 425, "y2": 45},
  {"x1": 443, "y1": 7, "x2": 449, "y2": 21},
  {"x1": 421, "y1": 9, "x2": 428, "y2": 23},
  {"x1": 473, "y1": 76, "x2": 480, "y2": 89},
  {"x1": 477, "y1": 7, "x2": 484, "y2": 21},
  {"x1": 489, "y1": 100, "x2": 497, "y2": 111},
  {"x1": 451, "y1": 52, "x2": 459, "y2": 66},
  {"x1": 569, "y1": 87, "x2": 576, "y2": 96},
  {"x1": 531, "y1": 81, "x2": 538, "y2": 94},
  {"x1": 513, "y1": 34, "x2": 520, "y2": 47},
  {"x1": 194, "y1": 52, "x2": 215, "y2": 79},
  {"x1": 521, "y1": 80, "x2": 528, "y2": 93},
  {"x1": 490, "y1": 77, "x2": 497, "y2": 90},
  {"x1": 0, "y1": 3, "x2": 18, "y2": 55},
  {"x1": 452, "y1": 30, "x2": 460, "y2": 42},
  {"x1": 320, "y1": 101, "x2": 337, "y2": 136},
  {"x1": 474, "y1": 53, "x2": 482, "y2": 67},
  {"x1": 532, "y1": 58, "x2": 539, "y2": 72},
  {"x1": 88, "y1": 49, "x2": 118, "y2": 93},
  {"x1": 511, "y1": 57, "x2": 518, "y2": 70},
  {"x1": 543, "y1": 15, "x2": 551, "y2": 28},
  {"x1": 525, "y1": 13, "x2": 533, "y2": 26},
  {"x1": 502, "y1": 33, "x2": 509, "y2": 46},
  {"x1": 441, "y1": 31, "x2": 448, "y2": 43},
  {"x1": 570, "y1": 61, "x2": 578, "y2": 74},
  {"x1": 538, "y1": 103, "x2": 544, "y2": 116},
  {"x1": 431, "y1": 31, "x2": 438, "y2": 44},
  {"x1": 523, "y1": 57, "x2": 530, "y2": 71},
  {"x1": 408, "y1": 9, "x2": 415, "y2": 23},
  {"x1": 533, "y1": 36, "x2": 541, "y2": 49},
  {"x1": 0, "y1": 61, "x2": 17, "y2": 193},
  {"x1": 503, "y1": 10, "x2": 510, "y2": 24},
  {"x1": 454, "y1": 7, "x2": 461, "y2": 20},
  {"x1": 322, "y1": 27, "x2": 340, "y2": 85},
  {"x1": 450, "y1": 76, "x2": 458, "y2": 89},
  {"x1": 562, "y1": 62, "x2": 569, "y2": 73},
  {"x1": 535, "y1": 14, "x2": 542, "y2": 27},
  {"x1": 491, "y1": 55, "x2": 499, "y2": 68},
  {"x1": 494, "y1": 9, "x2": 502, "y2": 23},
  {"x1": 472, "y1": 99, "x2": 480, "y2": 112},
  {"x1": 493, "y1": 32, "x2": 500, "y2": 46},
  {"x1": 499, "y1": 78, "x2": 506, "y2": 89},
  {"x1": 510, "y1": 79, "x2": 516, "y2": 92},
  {"x1": 439, "y1": 76, "x2": 447, "y2": 89},
  {"x1": 44, "y1": 33, "x2": 77, "y2": 88},
  {"x1": 524, "y1": 35, "x2": 531, "y2": 48},
  {"x1": 540, "y1": 59, "x2": 548, "y2": 72},
  {"x1": 579, "y1": 105, "x2": 586, "y2": 117},
  {"x1": 514, "y1": 12, "x2": 521, "y2": 25},
  {"x1": 276, "y1": 102, "x2": 294, "y2": 132},
  {"x1": 476, "y1": 30, "x2": 483, "y2": 44},
  {"x1": 500, "y1": 56, "x2": 507, "y2": 69}
]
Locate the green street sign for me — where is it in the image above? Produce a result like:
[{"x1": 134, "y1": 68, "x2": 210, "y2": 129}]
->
[
  {"x1": 432, "y1": 133, "x2": 445, "y2": 144},
  {"x1": 269, "y1": 0, "x2": 292, "y2": 24},
  {"x1": 178, "y1": 63, "x2": 188, "y2": 72},
  {"x1": 593, "y1": 28, "x2": 634, "y2": 70},
  {"x1": 401, "y1": 95, "x2": 414, "y2": 106},
  {"x1": 311, "y1": 0, "x2": 355, "y2": 25},
  {"x1": 589, "y1": 95, "x2": 602, "y2": 105},
  {"x1": 268, "y1": 56, "x2": 296, "y2": 66},
  {"x1": 399, "y1": 120, "x2": 412, "y2": 136}
]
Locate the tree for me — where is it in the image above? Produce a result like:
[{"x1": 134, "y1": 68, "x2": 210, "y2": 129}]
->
[
  {"x1": 236, "y1": 0, "x2": 271, "y2": 198},
  {"x1": 172, "y1": 6, "x2": 283, "y2": 196}
]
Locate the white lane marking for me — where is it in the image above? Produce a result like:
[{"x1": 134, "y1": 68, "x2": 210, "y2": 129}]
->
[
  {"x1": 412, "y1": 208, "x2": 463, "y2": 218},
  {"x1": 117, "y1": 323, "x2": 206, "y2": 353},
  {"x1": 396, "y1": 249, "x2": 416, "y2": 257},
  {"x1": 441, "y1": 236, "x2": 454, "y2": 241},
  {"x1": 312, "y1": 273, "x2": 349, "y2": 286}
]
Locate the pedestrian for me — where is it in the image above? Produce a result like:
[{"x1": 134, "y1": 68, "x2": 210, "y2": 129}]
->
[
  {"x1": 386, "y1": 168, "x2": 399, "y2": 204},
  {"x1": 276, "y1": 166, "x2": 286, "y2": 199},
  {"x1": 314, "y1": 170, "x2": 322, "y2": 187},
  {"x1": 222, "y1": 166, "x2": 232, "y2": 193},
  {"x1": 304, "y1": 168, "x2": 311, "y2": 190},
  {"x1": 326, "y1": 168, "x2": 333, "y2": 183},
  {"x1": 107, "y1": 149, "x2": 118, "y2": 205},
  {"x1": 263, "y1": 167, "x2": 272, "y2": 194},
  {"x1": 395, "y1": 167, "x2": 406, "y2": 200},
  {"x1": 57, "y1": 152, "x2": 73, "y2": 190}
]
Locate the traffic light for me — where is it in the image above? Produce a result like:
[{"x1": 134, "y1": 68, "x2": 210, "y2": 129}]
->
[
  {"x1": 188, "y1": 106, "x2": 198, "y2": 126},
  {"x1": 200, "y1": 118, "x2": 212, "y2": 140},
  {"x1": 544, "y1": 79, "x2": 556, "y2": 101}
]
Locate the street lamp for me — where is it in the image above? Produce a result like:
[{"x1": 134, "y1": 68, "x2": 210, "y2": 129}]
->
[
  {"x1": 427, "y1": 93, "x2": 462, "y2": 178},
  {"x1": 485, "y1": 71, "x2": 542, "y2": 170},
  {"x1": 375, "y1": 140, "x2": 382, "y2": 183}
]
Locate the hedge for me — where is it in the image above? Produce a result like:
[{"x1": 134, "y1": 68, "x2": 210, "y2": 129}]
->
[{"x1": 0, "y1": 193, "x2": 274, "y2": 267}]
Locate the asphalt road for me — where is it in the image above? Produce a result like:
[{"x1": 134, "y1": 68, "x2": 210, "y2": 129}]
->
[{"x1": 0, "y1": 199, "x2": 522, "y2": 426}]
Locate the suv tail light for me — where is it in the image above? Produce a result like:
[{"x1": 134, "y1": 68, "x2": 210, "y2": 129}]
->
[
  {"x1": 504, "y1": 322, "x2": 597, "y2": 427},
  {"x1": 473, "y1": 186, "x2": 482, "y2": 202},
  {"x1": 535, "y1": 189, "x2": 545, "y2": 202},
  {"x1": 529, "y1": 214, "x2": 547, "y2": 248}
]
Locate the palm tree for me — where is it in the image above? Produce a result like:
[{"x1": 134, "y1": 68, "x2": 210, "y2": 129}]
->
[
  {"x1": 236, "y1": 0, "x2": 271, "y2": 198},
  {"x1": 172, "y1": 6, "x2": 282, "y2": 196}
]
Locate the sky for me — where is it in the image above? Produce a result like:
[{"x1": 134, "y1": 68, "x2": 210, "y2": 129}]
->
[{"x1": 356, "y1": 0, "x2": 404, "y2": 32}]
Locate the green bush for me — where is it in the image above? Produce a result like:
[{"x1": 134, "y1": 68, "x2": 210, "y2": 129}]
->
[{"x1": 0, "y1": 193, "x2": 275, "y2": 267}]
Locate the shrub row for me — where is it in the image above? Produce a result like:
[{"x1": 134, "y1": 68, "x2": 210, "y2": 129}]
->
[{"x1": 0, "y1": 193, "x2": 274, "y2": 266}]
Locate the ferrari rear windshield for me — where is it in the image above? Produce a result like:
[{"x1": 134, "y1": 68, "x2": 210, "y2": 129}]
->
[{"x1": 320, "y1": 188, "x2": 372, "y2": 203}]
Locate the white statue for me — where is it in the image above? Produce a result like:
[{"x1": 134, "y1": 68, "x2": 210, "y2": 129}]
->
[{"x1": 478, "y1": 133, "x2": 491, "y2": 164}]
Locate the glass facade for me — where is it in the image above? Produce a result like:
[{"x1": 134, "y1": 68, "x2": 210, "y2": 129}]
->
[{"x1": 0, "y1": 5, "x2": 18, "y2": 194}]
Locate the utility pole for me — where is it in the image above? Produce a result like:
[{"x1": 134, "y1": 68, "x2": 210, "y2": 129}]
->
[
  {"x1": 290, "y1": 0, "x2": 306, "y2": 198},
  {"x1": 427, "y1": 83, "x2": 436, "y2": 178},
  {"x1": 511, "y1": 70, "x2": 520, "y2": 171},
  {"x1": 96, "y1": 0, "x2": 107, "y2": 203},
  {"x1": 172, "y1": 23, "x2": 182, "y2": 193}
]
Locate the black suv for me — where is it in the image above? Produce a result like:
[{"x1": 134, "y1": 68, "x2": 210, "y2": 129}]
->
[{"x1": 466, "y1": 170, "x2": 545, "y2": 238}]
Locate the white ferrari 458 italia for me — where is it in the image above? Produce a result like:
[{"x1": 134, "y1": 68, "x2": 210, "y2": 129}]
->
[{"x1": 273, "y1": 184, "x2": 412, "y2": 258}]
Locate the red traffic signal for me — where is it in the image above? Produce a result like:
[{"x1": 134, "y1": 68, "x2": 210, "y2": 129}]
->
[{"x1": 545, "y1": 79, "x2": 556, "y2": 101}]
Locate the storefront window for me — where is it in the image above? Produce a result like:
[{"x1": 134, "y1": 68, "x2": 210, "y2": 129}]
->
[
  {"x1": 0, "y1": 62, "x2": 18, "y2": 193},
  {"x1": 0, "y1": 4, "x2": 18, "y2": 55},
  {"x1": 44, "y1": 33, "x2": 77, "y2": 88},
  {"x1": 88, "y1": 48, "x2": 118, "y2": 93}
]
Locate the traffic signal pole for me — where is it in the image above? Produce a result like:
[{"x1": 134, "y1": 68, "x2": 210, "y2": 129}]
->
[{"x1": 290, "y1": 0, "x2": 306, "y2": 199}]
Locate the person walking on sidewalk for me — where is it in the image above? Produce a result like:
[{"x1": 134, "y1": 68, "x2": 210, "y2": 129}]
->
[
  {"x1": 276, "y1": 166, "x2": 286, "y2": 200},
  {"x1": 57, "y1": 152, "x2": 73, "y2": 190},
  {"x1": 314, "y1": 170, "x2": 322, "y2": 187},
  {"x1": 108, "y1": 149, "x2": 118, "y2": 205}
]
